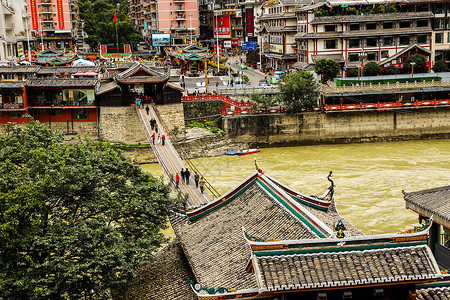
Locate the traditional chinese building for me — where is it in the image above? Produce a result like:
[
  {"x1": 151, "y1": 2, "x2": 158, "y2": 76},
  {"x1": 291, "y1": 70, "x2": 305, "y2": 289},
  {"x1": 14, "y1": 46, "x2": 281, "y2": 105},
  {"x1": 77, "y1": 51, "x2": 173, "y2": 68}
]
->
[
  {"x1": 96, "y1": 62, "x2": 183, "y2": 106},
  {"x1": 119, "y1": 170, "x2": 445, "y2": 300},
  {"x1": 404, "y1": 185, "x2": 450, "y2": 270}
]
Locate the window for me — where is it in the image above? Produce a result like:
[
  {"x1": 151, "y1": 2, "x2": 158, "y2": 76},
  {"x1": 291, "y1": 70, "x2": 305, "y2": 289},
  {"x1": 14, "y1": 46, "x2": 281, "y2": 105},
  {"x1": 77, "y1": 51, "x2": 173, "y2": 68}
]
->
[
  {"x1": 382, "y1": 36, "x2": 394, "y2": 46},
  {"x1": 399, "y1": 35, "x2": 410, "y2": 45},
  {"x1": 416, "y1": 4, "x2": 429, "y2": 12},
  {"x1": 434, "y1": 19, "x2": 445, "y2": 29},
  {"x1": 9, "y1": 112, "x2": 21, "y2": 118},
  {"x1": 73, "y1": 109, "x2": 89, "y2": 120},
  {"x1": 417, "y1": 19, "x2": 428, "y2": 27},
  {"x1": 366, "y1": 52, "x2": 378, "y2": 61},
  {"x1": 365, "y1": 37, "x2": 378, "y2": 47},
  {"x1": 324, "y1": 39, "x2": 337, "y2": 49},
  {"x1": 435, "y1": 3, "x2": 445, "y2": 14},
  {"x1": 348, "y1": 38, "x2": 361, "y2": 48},
  {"x1": 349, "y1": 23, "x2": 360, "y2": 31},
  {"x1": 381, "y1": 50, "x2": 389, "y2": 58},
  {"x1": 30, "y1": 110, "x2": 43, "y2": 117},
  {"x1": 4, "y1": 74, "x2": 14, "y2": 80},
  {"x1": 366, "y1": 22, "x2": 377, "y2": 30},
  {"x1": 324, "y1": 25, "x2": 336, "y2": 32},
  {"x1": 436, "y1": 32, "x2": 443, "y2": 43},
  {"x1": 50, "y1": 109, "x2": 62, "y2": 116},
  {"x1": 399, "y1": 21, "x2": 411, "y2": 28},
  {"x1": 383, "y1": 22, "x2": 393, "y2": 29},
  {"x1": 416, "y1": 34, "x2": 429, "y2": 44},
  {"x1": 348, "y1": 53, "x2": 359, "y2": 62}
]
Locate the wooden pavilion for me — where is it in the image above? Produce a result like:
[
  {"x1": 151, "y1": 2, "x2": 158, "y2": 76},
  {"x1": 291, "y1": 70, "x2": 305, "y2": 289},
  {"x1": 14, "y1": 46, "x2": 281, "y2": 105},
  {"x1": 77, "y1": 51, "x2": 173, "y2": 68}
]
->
[{"x1": 167, "y1": 44, "x2": 213, "y2": 75}]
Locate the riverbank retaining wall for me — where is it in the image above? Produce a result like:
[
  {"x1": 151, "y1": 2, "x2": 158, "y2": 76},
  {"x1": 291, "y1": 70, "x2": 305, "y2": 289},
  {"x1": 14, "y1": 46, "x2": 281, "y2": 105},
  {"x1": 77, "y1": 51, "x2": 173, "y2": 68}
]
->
[
  {"x1": 99, "y1": 106, "x2": 148, "y2": 144},
  {"x1": 222, "y1": 108, "x2": 450, "y2": 145},
  {"x1": 183, "y1": 100, "x2": 222, "y2": 120},
  {"x1": 154, "y1": 104, "x2": 186, "y2": 140}
]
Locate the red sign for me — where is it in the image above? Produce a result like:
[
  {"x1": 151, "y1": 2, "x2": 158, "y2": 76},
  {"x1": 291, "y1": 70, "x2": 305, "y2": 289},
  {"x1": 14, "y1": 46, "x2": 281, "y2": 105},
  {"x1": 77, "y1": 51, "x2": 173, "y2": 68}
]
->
[
  {"x1": 100, "y1": 45, "x2": 107, "y2": 54},
  {"x1": 231, "y1": 40, "x2": 239, "y2": 46},
  {"x1": 245, "y1": 8, "x2": 254, "y2": 37},
  {"x1": 215, "y1": 16, "x2": 231, "y2": 38},
  {"x1": 30, "y1": 0, "x2": 38, "y2": 30},
  {"x1": 426, "y1": 61, "x2": 432, "y2": 68},
  {"x1": 57, "y1": 0, "x2": 65, "y2": 29}
]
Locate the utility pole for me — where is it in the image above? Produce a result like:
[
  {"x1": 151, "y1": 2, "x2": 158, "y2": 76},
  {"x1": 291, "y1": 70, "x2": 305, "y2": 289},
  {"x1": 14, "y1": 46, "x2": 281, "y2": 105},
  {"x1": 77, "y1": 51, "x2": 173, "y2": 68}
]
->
[
  {"x1": 214, "y1": 6, "x2": 219, "y2": 73},
  {"x1": 115, "y1": 3, "x2": 120, "y2": 52},
  {"x1": 23, "y1": 5, "x2": 32, "y2": 63}
]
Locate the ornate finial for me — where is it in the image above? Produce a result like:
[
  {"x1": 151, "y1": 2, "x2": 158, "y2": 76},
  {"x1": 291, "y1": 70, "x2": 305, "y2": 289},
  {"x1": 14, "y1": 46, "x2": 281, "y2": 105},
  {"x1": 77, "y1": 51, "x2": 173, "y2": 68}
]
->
[
  {"x1": 254, "y1": 159, "x2": 258, "y2": 171},
  {"x1": 334, "y1": 220, "x2": 346, "y2": 238},
  {"x1": 327, "y1": 171, "x2": 334, "y2": 189},
  {"x1": 189, "y1": 280, "x2": 236, "y2": 295},
  {"x1": 243, "y1": 227, "x2": 279, "y2": 242}
]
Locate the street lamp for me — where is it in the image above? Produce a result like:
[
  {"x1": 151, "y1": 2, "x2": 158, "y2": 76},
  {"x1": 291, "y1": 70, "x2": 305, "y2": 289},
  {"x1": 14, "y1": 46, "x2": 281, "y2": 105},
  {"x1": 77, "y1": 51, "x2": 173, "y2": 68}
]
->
[
  {"x1": 214, "y1": 5, "x2": 220, "y2": 74},
  {"x1": 358, "y1": 52, "x2": 367, "y2": 84},
  {"x1": 410, "y1": 62, "x2": 416, "y2": 78}
]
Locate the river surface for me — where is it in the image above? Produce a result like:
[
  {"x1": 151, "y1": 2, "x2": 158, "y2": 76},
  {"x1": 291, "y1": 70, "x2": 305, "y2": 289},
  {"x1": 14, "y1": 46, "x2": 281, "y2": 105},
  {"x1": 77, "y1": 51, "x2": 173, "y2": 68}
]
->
[{"x1": 141, "y1": 139, "x2": 450, "y2": 235}]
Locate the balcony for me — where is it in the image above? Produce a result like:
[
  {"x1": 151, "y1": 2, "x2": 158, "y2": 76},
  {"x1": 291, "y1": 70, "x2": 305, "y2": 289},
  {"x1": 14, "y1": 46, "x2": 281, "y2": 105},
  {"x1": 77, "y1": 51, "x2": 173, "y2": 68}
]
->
[
  {"x1": 174, "y1": 0, "x2": 185, "y2": 2},
  {"x1": 43, "y1": 26, "x2": 55, "y2": 31},
  {"x1": 42, "y1": 11, "x2": 53, "y2": 14},
  {"x1": 176, "y1": 15, "x2": 186, "y2": 20},
  {"x1": 42, "y1": 0, "x2": 52, "y2": 3},
  {"x1": 175, "y1": 7, "x2": 185, "y2": 11},
  {"x1": 0, "y1": 103, "x2": 24, "y2": 109},
  {"x1": 29, "y1": 99, "x2": 95, "y2": 107}
]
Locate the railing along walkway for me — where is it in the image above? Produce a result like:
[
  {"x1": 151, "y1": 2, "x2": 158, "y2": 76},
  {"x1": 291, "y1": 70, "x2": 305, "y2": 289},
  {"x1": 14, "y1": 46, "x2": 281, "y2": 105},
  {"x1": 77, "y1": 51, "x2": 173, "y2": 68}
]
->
[
  {"x1": 322, "y1": 80, "x2": 450, "y2": 94},
  {"x1": 136, "y1": 106, "x2": 211, "y2": 207}
]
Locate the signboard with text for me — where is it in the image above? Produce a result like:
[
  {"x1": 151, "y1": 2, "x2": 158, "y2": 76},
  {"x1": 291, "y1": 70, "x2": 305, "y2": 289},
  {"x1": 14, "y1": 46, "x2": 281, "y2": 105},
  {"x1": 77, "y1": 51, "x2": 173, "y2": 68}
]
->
[
  {"x1": 215, "y1": 16, "x2": 231, "y2": 38},
  {"x1": 152, "y1": 34, "x2": 171, "y2": 46},
  {"x1": 242, "y1": 41, "x2": 257, "y2": 51},
  {"x1": 30, "y1": 0, "x2": 38, "y2": 30},
  {"x1": 245, "y1": 8, "x2": 254, "y2": 37},
  {"x1": 270, "y1": 44, "x2": 283, "y2": 53},
  {"x1": 57, "y1": 0, "x2": 65, "y2": 29}
]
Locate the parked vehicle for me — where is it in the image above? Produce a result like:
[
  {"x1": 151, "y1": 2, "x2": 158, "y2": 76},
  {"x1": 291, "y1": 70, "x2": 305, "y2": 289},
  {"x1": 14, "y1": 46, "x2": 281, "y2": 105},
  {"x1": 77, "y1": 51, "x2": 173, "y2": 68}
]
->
[{"x1": 240, "y1": 63, "x2": 248, "y2": 69}]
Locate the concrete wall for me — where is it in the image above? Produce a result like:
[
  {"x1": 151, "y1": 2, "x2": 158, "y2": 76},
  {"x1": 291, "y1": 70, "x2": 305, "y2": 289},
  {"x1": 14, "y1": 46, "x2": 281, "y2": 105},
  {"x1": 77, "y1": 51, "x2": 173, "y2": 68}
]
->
[
  {"x1": 155, "y1": 103, "x2": 186, "y2": 140},
  {"x1": 223, "y1": 108, "x2": 450, "y2": 145},
  {"x1": 99, "y1": 106, "x2": 148, "y2": 144}
]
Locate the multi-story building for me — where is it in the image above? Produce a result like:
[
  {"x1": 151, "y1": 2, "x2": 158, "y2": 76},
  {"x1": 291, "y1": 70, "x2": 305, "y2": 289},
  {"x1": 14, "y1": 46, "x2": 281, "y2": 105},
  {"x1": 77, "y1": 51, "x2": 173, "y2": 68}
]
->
[
  {"x1": 0, "y1": 0, "x2": 32, "y2": 61},
  {"x1": 257, "y1": 0, "x2": 298, "y2": 71},
  {"x1": 27, "y1": 0, "x2": 74, "y2": 50},
  {"x1": 129, "y1": 0, "x2": 199, "y2": 46},
  {"x1": 290, "y1": 0, "x2": 450, "y2": 73}
]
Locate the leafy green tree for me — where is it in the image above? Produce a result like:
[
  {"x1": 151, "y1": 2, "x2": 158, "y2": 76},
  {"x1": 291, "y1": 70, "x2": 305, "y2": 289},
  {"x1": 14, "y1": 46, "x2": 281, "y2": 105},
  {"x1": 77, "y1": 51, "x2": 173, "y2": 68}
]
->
[
  {"x1": 0, "y1": 120, "x2": 171, "y2": 299},
  {"x1": 346, "y1": 68, "x2": 359, "y2": 77},
  {"x1": 78, "y1": 0, "x2": 142, "y2": 47},
  {"x1": 432, "y1": 60, "x2": 449, "y2": 73},
  {"x1": 363, "y1": 62, "x2": 382, "y2": 76},
  {"x1": 250, "y1": 93, "x2": 276, "y2": 112},
  {"x1": 403, "y1": 54, "x2": 427, "y2": 74},
  {"x1": 382, "y1": 65, "x2": 399, "y2": 75},
  {"x1": 277, "y1": 71, "x2": 320, "y2": 112},
  {"x1": 314, "y1": 59, "x2": 341, "y2": 83}
]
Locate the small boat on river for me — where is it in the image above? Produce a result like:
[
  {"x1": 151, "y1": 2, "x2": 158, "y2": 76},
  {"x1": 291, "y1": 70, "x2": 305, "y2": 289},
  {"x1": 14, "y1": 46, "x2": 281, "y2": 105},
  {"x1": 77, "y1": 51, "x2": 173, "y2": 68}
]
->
[
  {"x1": 237, "y1": 148, "x2": 260, "y2": 155},
  {"x1": 226, "y1": 148, "x2": 260, "y2": 155}
]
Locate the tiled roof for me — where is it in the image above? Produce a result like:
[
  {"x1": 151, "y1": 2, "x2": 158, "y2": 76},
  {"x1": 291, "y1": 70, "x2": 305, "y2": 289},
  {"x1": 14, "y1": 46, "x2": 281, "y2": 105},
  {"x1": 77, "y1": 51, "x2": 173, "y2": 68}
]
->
[
  {"x1": 26, "y1": 78, "x2": 98, "y2": 88},
  {"x1": 37, "y1": 66, "x2": 101, "y2": 75},
  {"x1": 416, "y1": 287, "x2": 450, "y2": 300},
  {"x1": 310, "y1": 11, "x2": 433, "y2": 24},
  {"x1": 311, "y1": 54, "x2": 345, "y2": 63},
  {"x1": 404, "y1": 185, "x2": 450, "y2": 229},
  {"x1": 0, "y1": 66, "x2": 40, "y2": 73},
  {"x1": 116, "y1": 242, "x2": 197, "y2": 300},
  {"x1": 96, "y1": 80, "x2": 119, "y2": 95},
  {"x1": 171, "y1": 183, "x2": 317, "y2": 290},
  {"x1": 0, "y1": 82, "x2": 25, "y2": 89},
  {"x1": 254, "y1": 245, "x2": 441, "y2": 292}
]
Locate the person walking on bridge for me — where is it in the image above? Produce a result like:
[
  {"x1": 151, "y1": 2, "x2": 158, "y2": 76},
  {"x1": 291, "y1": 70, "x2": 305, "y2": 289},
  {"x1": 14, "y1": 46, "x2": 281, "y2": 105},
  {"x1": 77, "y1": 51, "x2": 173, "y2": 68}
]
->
[
  {"x1": 180, "y1": 168, "x2": 185, "y2": 184},
  {"x1": 161, "y1": 134, "x2": 166, "y2": 146},
  {"x1": 151, "y1": 133, "x2": 155, "y2": 145},
  {"x1": 175, "y1": 173, "x2": 180, "y2": 189},
  {"x1": 145, "y1": 105, "x2": 150, "y2": 115},
  {"x1": 199, "y1": 177, "x2": 205, "y2": 194},
  {"x1": 194, "y1": 172, "x2": 200, "y2": 188},
  {"x1": 185, "y1": 168, "x2": 191, "y2": 184},
  {"x1": 155, "y1": 123, "x2": 158, "y2": 134}
]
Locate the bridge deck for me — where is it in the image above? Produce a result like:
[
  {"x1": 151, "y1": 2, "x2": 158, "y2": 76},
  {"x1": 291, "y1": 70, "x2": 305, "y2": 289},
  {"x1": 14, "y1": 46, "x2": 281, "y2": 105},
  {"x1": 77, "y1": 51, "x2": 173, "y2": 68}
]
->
[{"x1": 136, "y1": 106, "x2": 210, "y2": 207}]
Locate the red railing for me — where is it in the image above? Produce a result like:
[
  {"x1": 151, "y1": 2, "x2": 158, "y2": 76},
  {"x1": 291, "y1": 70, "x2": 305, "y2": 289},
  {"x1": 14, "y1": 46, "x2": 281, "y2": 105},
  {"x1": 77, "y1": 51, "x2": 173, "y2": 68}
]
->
[
  {"x1": 182, "y1": 95, "x2": 450, "y2": 115},
  {"x1": 324, "y1": 99, "x2": 450, "y2": 111}
]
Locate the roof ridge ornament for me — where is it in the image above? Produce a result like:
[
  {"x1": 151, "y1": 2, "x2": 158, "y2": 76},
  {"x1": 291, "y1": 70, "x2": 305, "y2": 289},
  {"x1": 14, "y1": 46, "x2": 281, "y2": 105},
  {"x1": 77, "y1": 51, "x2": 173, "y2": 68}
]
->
[
  {"x1": 255, "y1": 159, "x2": 264, "y2": 174},
  {"x1": 242, "y1": 227, "x2": 279, "y2": 242},
  {"x1": 332, "y1": 219, "x2": 350, "y2": 239},
  {"x1": 188, "y1": 280, "x2": 236, "y2": 295},
  {"x1": 398, "y1": 215, "x2": 433, "y2": 234}
]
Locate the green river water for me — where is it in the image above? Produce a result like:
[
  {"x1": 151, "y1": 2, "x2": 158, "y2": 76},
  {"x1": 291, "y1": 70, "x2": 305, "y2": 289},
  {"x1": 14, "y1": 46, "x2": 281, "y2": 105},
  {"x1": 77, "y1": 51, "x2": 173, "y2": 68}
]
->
[{"x1": 141, "y1": 139, "x2": 450, "y2": 235}]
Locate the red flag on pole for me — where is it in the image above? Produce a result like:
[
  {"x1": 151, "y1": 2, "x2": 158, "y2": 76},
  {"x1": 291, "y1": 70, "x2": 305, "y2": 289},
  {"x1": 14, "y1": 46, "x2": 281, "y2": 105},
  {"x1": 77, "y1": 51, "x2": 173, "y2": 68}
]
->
[{"x1": 113, "y1": 12, "x2": 117, "y2": 23}]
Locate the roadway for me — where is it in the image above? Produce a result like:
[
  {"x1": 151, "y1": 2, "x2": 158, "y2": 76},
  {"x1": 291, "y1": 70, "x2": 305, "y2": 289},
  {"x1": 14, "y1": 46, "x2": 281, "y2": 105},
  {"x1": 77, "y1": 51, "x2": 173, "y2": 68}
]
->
[{"x1": 136, "y1": 106, "x2": 211, "y2": 207}]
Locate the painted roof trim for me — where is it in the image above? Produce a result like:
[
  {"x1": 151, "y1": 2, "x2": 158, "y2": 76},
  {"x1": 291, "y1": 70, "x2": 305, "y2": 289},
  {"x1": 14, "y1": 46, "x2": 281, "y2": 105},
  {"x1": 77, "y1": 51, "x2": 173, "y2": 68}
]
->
[
  {"x1": 189, "y1": 280, "x2": 259, "y2": 299},
  {"x1": 243, "y1": 217, "x2": 433, "y2": 254},
  {"x1": 265, "y1": 174, "x2": 333, "y2": 211}
]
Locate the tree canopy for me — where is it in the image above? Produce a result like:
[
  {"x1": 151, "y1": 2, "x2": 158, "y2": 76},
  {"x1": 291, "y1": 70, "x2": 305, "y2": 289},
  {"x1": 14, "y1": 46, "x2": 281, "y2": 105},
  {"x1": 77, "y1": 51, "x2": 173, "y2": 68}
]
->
[
  {"x1": 0, "y1": 120, "x2": 171, "y2": 299},
  {"x1": 363, "y1": 62, "x2": 382, "y2": 76},
  {"x1": 277, "y1": 71, "x2": 320, "y2": 113},
  {"x1": 403, "y1": 54, "x2": 427, "y2": 74},
  {"x1": 432, "y1": 60, "x2": 449, "y2": 73},
  {"x1": 314, "y1": 59, "x2": 340, "y2": 83},
  {"x1": 79, "y1": 0, "x2": 143, "y2": 46}
]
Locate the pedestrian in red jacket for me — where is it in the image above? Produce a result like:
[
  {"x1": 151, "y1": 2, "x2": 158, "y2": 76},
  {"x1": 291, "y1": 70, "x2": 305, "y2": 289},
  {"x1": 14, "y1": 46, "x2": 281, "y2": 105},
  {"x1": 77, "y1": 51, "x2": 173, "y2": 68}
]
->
[
  {"x1": 162, "y1": 135, "x2": 166, "y2": 146},
  {"x1": 175, "y1": 173, "x2": 180, "y2": 189}
]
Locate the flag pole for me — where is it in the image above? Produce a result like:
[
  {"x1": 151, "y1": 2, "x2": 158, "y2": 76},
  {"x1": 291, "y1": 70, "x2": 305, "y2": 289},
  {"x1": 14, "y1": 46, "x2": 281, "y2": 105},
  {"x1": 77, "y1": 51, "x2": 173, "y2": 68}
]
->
[{"x1": 115, "y1": 5, "x2": 119, "y2": 54}]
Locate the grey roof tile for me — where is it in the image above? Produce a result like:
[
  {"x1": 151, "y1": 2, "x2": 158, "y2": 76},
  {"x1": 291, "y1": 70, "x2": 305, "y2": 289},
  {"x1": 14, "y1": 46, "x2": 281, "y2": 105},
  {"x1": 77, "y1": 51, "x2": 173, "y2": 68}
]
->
[{"x1": 416, "y1": 287, "x2": 450, "y2": 300}]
